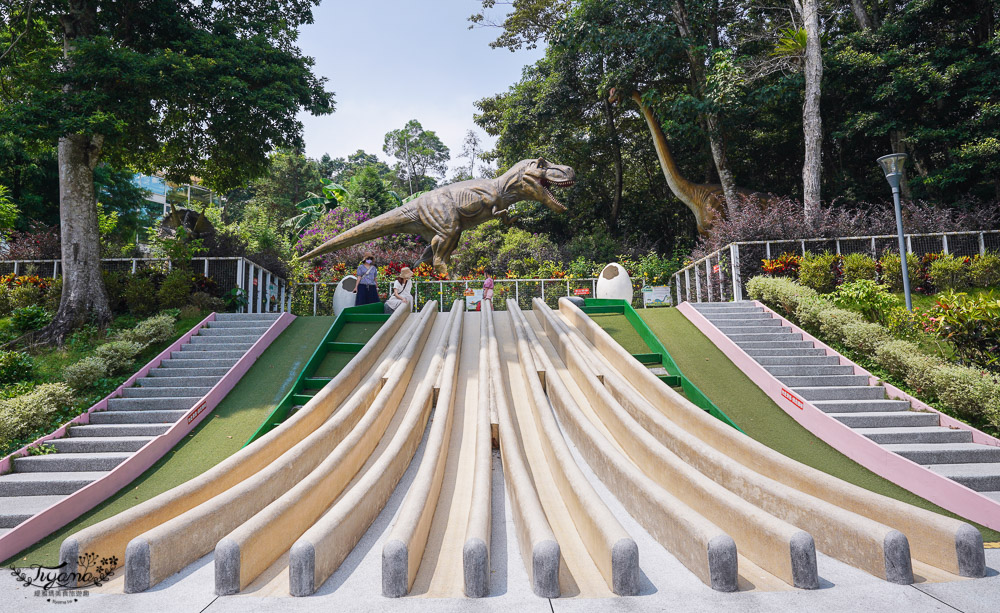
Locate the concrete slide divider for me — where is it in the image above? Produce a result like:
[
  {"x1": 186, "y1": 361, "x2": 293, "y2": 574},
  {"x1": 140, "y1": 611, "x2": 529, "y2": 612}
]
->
[
  {"x1": 59, "y1": 306, "x2": 410, "y2": 583},
  {"x1": 534, "y1": 299, "x2": 819, "y2": 589},
  {"x1": 507, "y1": 303, "x2": 639, "y2": 596},
  {"x1": 120, "y1": 305, "x2": 432, "y2": 593},
  {"x1": 516, "y1": 303, "x2": 738, "y2": 591},
  {"x1": 290, "y1": 301, "x2": 463, "y2": 596},
  {"x1": 215, "y1": 304, "x2": 443, "y2": 594},
  {"x1": 381, "y1": 302, "x2": 465, "y2": 597},
  {"x1": 463, "y1": 302, "x2": 494, "y2": 598},
  {"x1": 487, "y1": 303, "x2": 560, "y2": 598},
  {"x1": 557, "y1": 298, "x2": 985, "y2": 579},
  {"x1": 549, "y1": 303, "x2": 913, "y2": 584}
]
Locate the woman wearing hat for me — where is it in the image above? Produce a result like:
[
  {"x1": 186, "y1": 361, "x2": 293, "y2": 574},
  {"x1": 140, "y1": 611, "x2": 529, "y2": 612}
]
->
[
  {"x1": 354, "y1": 253, "x2": 379, "y2": 306},
  {"x1": 384, "y1": 266, "x2": 414, "y2": 313}
]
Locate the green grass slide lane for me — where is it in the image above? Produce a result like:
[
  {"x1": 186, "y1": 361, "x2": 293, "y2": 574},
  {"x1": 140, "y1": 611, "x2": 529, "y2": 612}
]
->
[
  {"x1": 4, "y1": 315, "x2": 363, "y2": 567},
  {"x1": 596, "y1": 309, "x2": 999, "y2": 543}
]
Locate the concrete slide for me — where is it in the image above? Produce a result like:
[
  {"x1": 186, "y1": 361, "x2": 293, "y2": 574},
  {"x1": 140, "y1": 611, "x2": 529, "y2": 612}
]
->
[{"x1": 56, "y1": 298, "x2": 987, "y2": 601}]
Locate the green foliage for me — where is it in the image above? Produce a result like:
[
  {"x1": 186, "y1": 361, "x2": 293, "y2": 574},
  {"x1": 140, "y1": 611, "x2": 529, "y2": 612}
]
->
[
  {"x1": 969, "y1": 253, "x2": 1000, "y2": 288},
  {"x1": 841, "y1": 322, "x2": 892, "y2": 355},
  {"x1": 43, "y1": 277, "x2": 62, "y2": 313},
  {"x1": 224, "y1": 288, "x2": 249, "y2": 311},
  {"x1": 841, "y1": 253, "x2": 877, "y2": 284},
  {"x1": 27, "y1": 442, "x2": 58, "y2": 456},
  {"x1": 745, "y1": 276, "x2": 820, "y2": 318},
  {"x1": 157, "y1": 270, "x2": 195, "y2": 310},
  {"x1": 0, "y1": 350, "x2": 34, "y2": 385},
  {"x1": 450, "y1": 219, "x2": 559, "y2": 276},
  {"x1": 928, "y1": 254, "x2": 970, "y2": 291},
  {"x1": 102, "y1": 271, "x2": 128, "y2": 313},
  {"x1": 9, "y1": 284, "x2": 44, "y2": 311},
  {"x1": 564, "y1": 226, "x2": 623, "y2": 264},
  {"x1": 798, "y1": 252, "x2": 840, "y2": 294},
  {"x1": 924, "y1": 290, "x2": 1000, "y2": 369},
  {"x1": 94, "y1": 341, "x2": 144, "y2": 375},
  {"x1": 189, "y1": 292, "x2": 225, "y2": 313},
  {"x1": 11, "y1": 305, "x2": 51, "y2": 333},
  {"x1": 831, "y1": 280, "x2": 899, "y2": 325},
  {"x1": 383, "y1": 120, "x2": 450, "y2": 194},
  {"x1": 124, "y1": 277, "x2": 158, "y2": 316},
  {"x1": 879, "y1": 252, "x2": 920, "y2": 293},
  {"x1": 148, "y1": 227, "x2": 208, "y2": 268},
  {"x1": 0, "y1": 185, "x2": 20, "y2": 229},
  {"x1": 63, "y1": 357, "x2": 109, "y2": 392},
  {"x1": 0, "y1": 383, "x2": 74, "y2": 448},
  {"x1": 115, "y1": 314, "x2": 176, "y2": 346}
]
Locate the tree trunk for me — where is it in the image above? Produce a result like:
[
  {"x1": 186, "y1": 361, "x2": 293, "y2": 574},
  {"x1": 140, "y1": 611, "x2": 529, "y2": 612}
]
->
[
  {"x1": 801, "y1": 0, "x2": 823, "y2": 224},
  {"x1": 850, "y1": 0, "x2": 874, "y2": 30},
  {"x1": 601, "y1": 97, "x2": 624, "y2": 230},
  {"x1": 705, "y1": 112, "x2": 738, "y2": 214}
]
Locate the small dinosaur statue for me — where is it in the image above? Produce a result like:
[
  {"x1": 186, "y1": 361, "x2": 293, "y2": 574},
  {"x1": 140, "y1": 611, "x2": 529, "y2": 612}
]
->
[
  {"x1": 612, "y1": 89, "x2": 768, "y2": 235},
  {"x1": 298, "y1": 158, "x2": 575, "y2": 277},
  {"x1": 159, "y1": 203, "x2": 215, "y2": 240}
]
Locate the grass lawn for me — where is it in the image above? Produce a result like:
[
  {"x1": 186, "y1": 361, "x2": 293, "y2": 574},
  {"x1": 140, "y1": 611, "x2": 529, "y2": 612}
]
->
[
  {"x1": 593, "y1": 308, "x2": 999, "y2": 542},
  {"x1": 2, "y1": 315, "x2": 356, "y2": 567}
]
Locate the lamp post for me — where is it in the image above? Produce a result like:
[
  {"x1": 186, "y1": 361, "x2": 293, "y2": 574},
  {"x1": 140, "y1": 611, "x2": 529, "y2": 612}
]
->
[{"x1": 877, "y1": 153, "x2": 912, "y2": 311}]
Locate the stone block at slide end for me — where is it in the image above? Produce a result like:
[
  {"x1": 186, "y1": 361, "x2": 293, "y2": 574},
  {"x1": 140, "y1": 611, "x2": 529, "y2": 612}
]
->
[
  {"x1": 611, "y1": 537, "x2": 640, "y2": 596},
  {"x1": 58, "y1": 538, "x2": 79, "y2": 585},
  {"x1": 463, "y1": 537, "x2": 489, "y2": 598},
  {"x1": 288, "y1": 540, "x2": 316, "y2": 597},
  {"x1": 381, "y1": 539, "x2": 408, "y2": 598},
  {"x1": 214, "y1": 537, "x2": 241, "y2": 596},
  {"x1": 883, "y1": 530, "x2": 914, "y2": 584},
  {"x1": 707, "y1": 534, "x2": 738, "y2": 592},
  {"x1": 956, "y1": 523, "x2": 986, "y2": 578},
  {"x1": 789, "y1": 530, "x2": 819, "y2": 589},
  {"x1": 124, "y1": 538, "x2": 151, "y2": 593},
  {"x1": 532, "y1": 539, "x2": 560, "y2": 598}
]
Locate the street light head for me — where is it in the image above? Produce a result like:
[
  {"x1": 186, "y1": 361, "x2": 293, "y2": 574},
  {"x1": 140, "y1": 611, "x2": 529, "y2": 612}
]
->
[{"x1": 877, "y1": 153, "x2": 908, "y2": 190}]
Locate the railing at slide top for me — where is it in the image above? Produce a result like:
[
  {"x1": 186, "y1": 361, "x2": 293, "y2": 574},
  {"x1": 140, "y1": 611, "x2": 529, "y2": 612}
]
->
[
  {"x1": 0, "y1": 256, "x2": 289, "y2": 314},
  {"x1": 580, "y1": 298, "x2": 742, "y2": 432},
  {"x1": 671, "y1": 229, "x2": 1000, "y2": 304}
]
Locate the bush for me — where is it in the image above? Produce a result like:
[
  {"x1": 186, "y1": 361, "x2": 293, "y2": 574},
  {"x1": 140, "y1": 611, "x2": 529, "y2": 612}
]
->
[
  {"x1": 103, "y1": 271, "x2": 128, "y2": 313},
  {"x1": 63, "y1": 357, "x2": 109, "y2": 391},
  {"x1": 761, "y1": 252, "x2": 801, "y2": 279},
  {"x1": 932, "y1": 366, "x2": 1000, "y2": 420},
  {"x1": 880, "y1": 252, "x2": 920, "y2": 292},
  {"x1": 874, "y1": 340, "x2": 939, "y2": 396},
  {"x1": 885, "y1": 306, "x2": 922, "y2": 341},
  {"x1": 0, "y1": 350, "x2": 34, "y2": 385},
  {"x1": 817, "y1": 307, "x2": 866, "y2": 345},
  {"x1": 94, "y1": 340, "x2": 144, "y2": 374},
  {"x1": 923, "y1": 290, "x2": 1000, "y2": 369},
  {"x1": 831, "y1": 280, "x2": 899, "y2": 325},
  {"x1": 0, "y1": 383, "x2": 74, "y2": 447},
  {"x1": 179, "y1": 305, "x2": 203, "y2": 319},
  {"x1": 157, "y1": 270, "x2": 194, "y2": 309},
  {"x1": 116, "y1": 314, "x2": 175, "y2": 346},
  {"x1": 9, "y1": 284, "x2": 44, "y2": 311},
  {"x1": 969, "y1": 253, "x2": 1000, "y2": 287},
  {"x1": 43, "y1": 277, "x2": 62, "y2": 313},
  {"x1": 841, "y1": 253, "x2": 878, "y2": 284},
  {"x1": 11, "y1": 305, "x2": 51, "y2": 333},
  {"x1": 841, "y1": 321, "x2": 892, "y2": 355},
  {"x1": 798, "y1": 252, "x2": 840, "y2": 294},
  {"x1": 189, "y1": 291, "x2": 225, "y2": 313},
  {"x1": 746, "y1": 276, "x2": 819, "y2": 317},
  {"x1": 0, "y1": 286, "x2": 11, "y2": 317},
  {"x1": 124, "y1": 277, "x2": 158, "y2": 316},
  {"x1": 928, "y1": 254, "x2": 970, "y2": 291}
]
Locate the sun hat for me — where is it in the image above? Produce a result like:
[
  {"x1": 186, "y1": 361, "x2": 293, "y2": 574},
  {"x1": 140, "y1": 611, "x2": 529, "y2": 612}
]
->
[
  {"x1": 399, "y1": 267, "x2": 414, "y2": 280},
  {"x1": 362, "y1": 252, "x2": 375, "y2": 262}
]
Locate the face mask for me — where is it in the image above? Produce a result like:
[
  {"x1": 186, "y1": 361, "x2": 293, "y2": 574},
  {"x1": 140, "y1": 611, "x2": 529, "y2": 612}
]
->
[{"x1": 365, "y1": 259, "x2": 372, "y2": 264}]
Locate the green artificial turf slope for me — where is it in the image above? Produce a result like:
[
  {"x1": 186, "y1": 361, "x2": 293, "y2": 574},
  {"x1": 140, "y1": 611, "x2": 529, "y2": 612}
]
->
[
  {"x1": 4, "y1": 315, "x2": 341, "y2": 567},
  {"x1": 596, "y1": 309, "x2": 999, "y2": 542}
]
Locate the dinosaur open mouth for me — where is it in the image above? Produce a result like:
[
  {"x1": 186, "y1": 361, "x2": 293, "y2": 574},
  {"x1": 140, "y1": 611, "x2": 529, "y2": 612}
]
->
[{"x1": 540, "y1": 177, "x2": 574, "y2": 211}]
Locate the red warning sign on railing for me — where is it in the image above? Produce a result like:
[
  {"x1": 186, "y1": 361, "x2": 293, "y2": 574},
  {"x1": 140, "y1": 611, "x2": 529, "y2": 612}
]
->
[
  {"x1": 781, "y1": 388, "x2": 804, "y2": 410},
  {"x1": 573, "y1": 288, "x2": 591, "y2": 296},
  {"x1": 713, "y1": 264, "x2": 720, "y2": 273},
  {"x1": 187, "y1": 400, "x2": 208, "y2": 424}
]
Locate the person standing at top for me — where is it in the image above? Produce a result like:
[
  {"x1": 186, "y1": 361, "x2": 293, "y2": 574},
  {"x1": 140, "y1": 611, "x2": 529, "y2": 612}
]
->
[
  {"x1": 384, "y1": 267, "x2": 414, "y2": 313},
  {"x1": 479, "y1": 273, "x2": 494, "y2": 311},
  {"x1": 354, "y1": 253, "x2": 379, "y2": 306}
]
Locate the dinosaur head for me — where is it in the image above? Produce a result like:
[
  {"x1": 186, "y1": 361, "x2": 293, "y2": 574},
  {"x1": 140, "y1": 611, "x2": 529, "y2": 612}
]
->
[{"x1": 508, "y1": 158, "x2": 575, "y2": 213}]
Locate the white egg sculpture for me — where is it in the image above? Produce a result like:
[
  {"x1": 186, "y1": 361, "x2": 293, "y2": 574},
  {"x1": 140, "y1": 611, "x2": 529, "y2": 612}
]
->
[
  {"x1": 595, "y1": 263, "x2": 633, "y2": 303},
  {"x1": 332, "y1": 275, "x2": 359, "y2": 317}
]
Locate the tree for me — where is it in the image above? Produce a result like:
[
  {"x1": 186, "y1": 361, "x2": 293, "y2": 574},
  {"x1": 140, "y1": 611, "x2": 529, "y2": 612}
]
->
[
  {"x1": 382, "y1": 120, "x2": 450, "y2": 195},
  {"x1": 0, "y1": 2, "x2": 332, "y2": 343},
  {"x1": 323, "y1": 149, "x2": 392, "y2": 184},
  {"x1": 457, "y1": 129, "x2": 484, "y2": 179},
  {"x1": 795, "y1": 0, "x2": 823, "y2": 223}
]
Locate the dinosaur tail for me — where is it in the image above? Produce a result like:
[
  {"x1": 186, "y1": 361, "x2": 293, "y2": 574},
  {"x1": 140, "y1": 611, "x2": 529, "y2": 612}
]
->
[{"x1": 296, "y1": 207, "x2": 411, "y2": 261}]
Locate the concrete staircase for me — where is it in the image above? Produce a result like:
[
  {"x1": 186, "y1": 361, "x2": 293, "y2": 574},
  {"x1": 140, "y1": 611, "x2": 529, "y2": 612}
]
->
[
  {"x1": 690, "y1": 301, "x2": 1000, "y2": 505},
  {"x1": 0, "y1": 313, "x2": 280, "y2": 538}
]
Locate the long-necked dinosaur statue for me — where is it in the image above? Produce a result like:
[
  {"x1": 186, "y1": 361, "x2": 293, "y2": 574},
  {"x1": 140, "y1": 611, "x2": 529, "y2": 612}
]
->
[
  {"x1": 298, "y1": 158, "x2": 575, "y2": 277},
  {"x1": 612, "y1": 89, "x2": 766, "y2": 235}
]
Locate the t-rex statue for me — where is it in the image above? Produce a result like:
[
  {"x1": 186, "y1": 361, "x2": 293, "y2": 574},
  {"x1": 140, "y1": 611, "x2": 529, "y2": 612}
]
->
[
  {"x1": 298, "y1": 158, "x2": 575, "y2": 277},
  {"x1": 612, "y1": 89, "x2": 767, "y2": 235},
  {"x1": 159, "y1": 203, "x2": 215, "y2": 240}
]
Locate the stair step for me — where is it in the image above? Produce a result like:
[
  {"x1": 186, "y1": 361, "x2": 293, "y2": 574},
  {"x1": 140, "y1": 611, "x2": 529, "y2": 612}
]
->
[
  {"x1": 89, "y1": 410, "x2": 186, "y2": 424},
  {"x1": 778, "y1": 375, "x2": 870, "y2": 387},
  {"x1": 926, "y1": 463, "x2": 1000, "y2": 491},
  {"x1": 812, "y1": 400, "x2": 912, "y2": 413},
  {"x1": 717, "y1": 325, "x2": 791, "y2": 335},
  {"x1": 855, "y1": 427, "x2": 974, "y2": 444},
  {"x1": 13, "y1": 452, "x2": 131, "y2": 473},
  {"x1": 828, "y1": 412, "x2": 941, "y2": 428},
  {"x1": 691, "y1": 304, "x2": 763, "y2": 313},
  {"x1": 728, "y1": 332, "x2": 804, "y2": 342},
  {"x1": 70, "y1": 423, "x2": 171, "y2": 437},
  {"x1": 206, "y1": 319, "x2": 274, "y2": 329},
  {"x1": 213, "y1": 313, "x2": 281, "y2": 321},
  {"x1": 108, "y1": 397, "x2": 200, "y2": 410},
  {"x1": 736, "y1": 340, "x2": 816, "y2": 350},
  {"x1": 765, "y1": 365, "x2": 857, "y2": 376},
  {"x1": 122, "y1": 386, "x2": 212, "y2": 399},
  {"x1": 139, "y1": 376, "x2": 220, "y2": 388},
  {"x1": 189, "y1": 335, "x2": 259, "y2": 345},
  {"x1": 883, "y1": 443, "x2": 1000, "y2": 465},
  {"x1": 159, "y1": 358, "x2": 238, "y2": 369},
  {"x1": 0, "y1": 471, "x2": 106, "y2": 496},
  {"x1": 755, "y1": 355, "x2": 842, "y2": 366},
  {"x1": 147, "y1": 367, "x2": 231, "y2": 378},
  {"x1": 197, "y1": 327, "x2": 270, "y2": 337},
  {"x1": 171, "y1": 349, "x2": 245, "y2": 360},
  {"x1": 703, "y1": 312, "x2": 775, "y2": 321},
  {"x1": 793, "y1": 386, "x2": 886, "y2": 401},
  {"x1": 743, "y1": 348, "x2": 828, "y2": 357},
  {"x1": 183, "y1": 341, "x2": 256, "y2": 350},
  {"x1": 980, "y1": 491, "x2": 1000, "y2": 503},
  {"x1": 50, "y1": 436, "x2": 154, "y2": 453},
  {"x1": 0, "y1": 495, "x2": 66, "y2": 527}
]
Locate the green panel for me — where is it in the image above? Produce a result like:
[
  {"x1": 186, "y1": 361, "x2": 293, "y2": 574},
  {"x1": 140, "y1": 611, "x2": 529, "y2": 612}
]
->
[
  {"x1": 243, "y1": 302, "x2": 385, "y2": 447},
  {"x1": 658, "y1": 374, "x2": 683, "y2": 387},
  {"x1": 631, "y1": 353, "x2": 661, "y2": 364},
  {"x1": 579, "y1": 305, "x2": 624, "y2": 315},
  {"x1": 585, "y1": 298, "x2": 743, "y2": 433}
]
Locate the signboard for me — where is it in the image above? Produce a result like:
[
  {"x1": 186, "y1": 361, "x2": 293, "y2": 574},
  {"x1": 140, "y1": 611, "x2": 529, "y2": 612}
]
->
[
  {"x1": 642, "y1": 285, "x2": 672, "y2": 306},
  {"x1": 781, "y1": 388, "x2": 804, "y2": 410},
  {"x1": 465, "y1": 288, "x2": 483, "y2": 310},
  {"x1": 712, "y1": 264, "x2": 720, "y2": 273},
  {"x1": 573, "y1": 287, "x2": 591, "y2": 296}
]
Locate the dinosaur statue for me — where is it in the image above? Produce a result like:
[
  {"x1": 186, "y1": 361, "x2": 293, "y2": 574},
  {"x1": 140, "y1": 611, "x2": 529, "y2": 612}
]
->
[
  {"x1": 612, "y1": 89, "x2": 767, "y2": 235},
  {"x1": 159, "y1": 203, "x2": 215, "y2": 240},
  {"x1": 298, "y1": 158, "x2": 575, "y2": 277}
]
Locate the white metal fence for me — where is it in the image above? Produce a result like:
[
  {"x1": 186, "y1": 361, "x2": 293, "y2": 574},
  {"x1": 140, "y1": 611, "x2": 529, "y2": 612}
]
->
[
  {"x1": 672, "y1": 230, "x2": 1000, "y2": 304},
  {"x1": 0, "y1": 256, "x2": 289, "y2": 314}
]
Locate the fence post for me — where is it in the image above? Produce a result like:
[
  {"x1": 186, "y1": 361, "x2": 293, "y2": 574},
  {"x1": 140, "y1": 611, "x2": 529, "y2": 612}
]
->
[
  {"x1": 979, "y1": 232, "x2": 986, "y2": 256},
  {"x1": 800, "y1": 239, "x2": 806, "y2": 256},
  {"x1": 684, "y1": 269, "x2": 691, "y2": 303},
  {"x1": 279, "y1": 280, "x2": 285, "y2": 313},
  {"x1": 765, "y1": 242, "x2": 771, "y2": 259},
  {"x1": 835, "y1": 239, "x2": 841, "y2": 255},
  {"x1": 12, "y1": 262, "x2": 17, "y2": 276},
  {"x1": 132, "y1": 259, "x2": 137, "y2": 274},
  {"x1": 942, "y1": 234, "x2": 949, "y2": 255},
  {"x1": 906, "y1": 235, "x2": 912, "y2": 253},
  {"x1": 515, "y1": 280, "x2": 519, "y2": 306},
  {"x1": 694, "y1": 267, "x2": 702, "y2": 302},
  {"x1": 439, "y1": 281, "x2": 443, "y2": 311},
  {"x1": 541, "y1": 280, "x2": 545, "y2": 303},
  {"x1": 730, "y1": 243, "x2": 742, "y2": 302},
  {"x1": 256, "y1": 266, "x2": 264, "y2": 314},
  {"x1": 203, "y1": 259, "x2": 209, "y2": 276},
  {"x1": 704, "y1": 258, "x2": 712, "y2": 302},
  {"x1": 871, "y1": 236, "x2": 877, "y2": 255},
  {"x1": 591, "y1": 278, "x2": 595, "y2": 297},
  {"x1": 675, "y1": 274, "x2": 681, "y2": 305},
  {"x1": 415, "y1": 282, "x2": 419, "y2": 310},
  {"x1": 313, "y1": 284, "x2": 317, "y2": 316},
  {"x1": 53, "y1": 260, "x2": 58, "y2": 278}
]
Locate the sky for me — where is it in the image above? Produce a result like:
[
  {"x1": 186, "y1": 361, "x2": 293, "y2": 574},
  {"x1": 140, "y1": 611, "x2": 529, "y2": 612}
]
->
[{"x1": 295, "y1": 1, "x2": 545, "y2": 177}]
